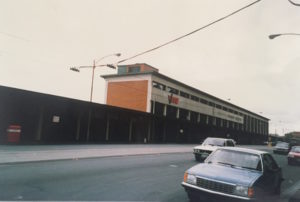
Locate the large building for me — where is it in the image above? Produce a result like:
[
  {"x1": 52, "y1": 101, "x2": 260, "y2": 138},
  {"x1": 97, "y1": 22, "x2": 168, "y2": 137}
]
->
[{"x1": 102, "y1": 63, "x2": 269, "y2": 144}]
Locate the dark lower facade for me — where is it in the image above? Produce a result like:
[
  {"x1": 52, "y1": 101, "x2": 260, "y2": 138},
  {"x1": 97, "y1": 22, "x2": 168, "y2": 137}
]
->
[{"x1": 0, "y1": 85, "x2": 267, "y2": 145}]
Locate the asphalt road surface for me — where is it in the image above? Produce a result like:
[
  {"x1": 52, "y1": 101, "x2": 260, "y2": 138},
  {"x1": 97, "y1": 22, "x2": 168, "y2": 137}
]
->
[{"x1": 0, "y1": 147, "x2": 299, "y2": 201}]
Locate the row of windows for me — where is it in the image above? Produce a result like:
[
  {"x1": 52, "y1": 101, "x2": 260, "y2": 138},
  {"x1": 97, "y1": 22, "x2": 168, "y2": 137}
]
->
[
  {"x1": 152, "y1": 81, "x2": 262, "y2": 121},
  {"x1": 151, "y1": 101, "x2": 268, "y2": 135}
]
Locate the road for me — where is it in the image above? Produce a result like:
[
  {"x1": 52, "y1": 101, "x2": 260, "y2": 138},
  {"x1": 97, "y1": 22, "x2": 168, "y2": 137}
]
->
[{"x1": 0, "y1": 146, "x2": 299, "y2": 201}]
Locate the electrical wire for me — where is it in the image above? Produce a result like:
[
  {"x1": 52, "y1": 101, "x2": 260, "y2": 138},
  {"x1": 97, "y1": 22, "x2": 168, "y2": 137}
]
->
[{"x1": 117, "y1": 0, "x2": 262, "y2": 64}]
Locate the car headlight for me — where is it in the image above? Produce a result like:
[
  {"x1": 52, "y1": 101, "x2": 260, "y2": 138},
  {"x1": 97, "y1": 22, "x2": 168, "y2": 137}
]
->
[
  {"x1": 184, "y1": 173, "x2": 197, "y2": 185},
  {"x1": 234, "y1": 186, "x2": 254, "y2": 197}
]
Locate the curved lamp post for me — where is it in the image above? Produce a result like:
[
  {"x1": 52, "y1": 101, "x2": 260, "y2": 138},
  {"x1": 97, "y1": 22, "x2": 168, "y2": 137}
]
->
[
  {"x1": 269, "y1": 33, "x2": 300, "y2": 40},
  {"x1": 70, "y1": 53, "x2": 121, "y2": 142},
  {"x1": 288, "y1": 0, "x2": 300, "y2": 6},
  {"x1": 70, "y1": 53, "x2": 121, "y2": 102}
]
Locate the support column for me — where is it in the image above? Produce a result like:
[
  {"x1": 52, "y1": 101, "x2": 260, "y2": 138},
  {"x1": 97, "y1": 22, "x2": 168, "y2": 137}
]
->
[
  {"x1": 86, "y1": 108, "x2": 92, "y2": 142},
  {"x1": 105, "y1": 114, "x2": 110, "y2": 141},
  {"x1": 176, "y1": 108, "x2": 180, "y2": 119},
  {"x1": 163, "y1": 105, "x2": 167, "y2": 116},
  {"x1": 129, "y1": 118, "x2": 133, "y2": 142},
  {"x1": 147, "y1": 118, "x2": 151, "y2": 143},
  {"x1": 36, "y1": 106, "x2": 44, "y2": 142}
]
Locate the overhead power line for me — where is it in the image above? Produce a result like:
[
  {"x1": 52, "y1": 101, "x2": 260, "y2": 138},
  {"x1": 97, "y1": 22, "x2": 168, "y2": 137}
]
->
[{"x1": 117, "y1": 0, "x2": 262, "y2": 65}]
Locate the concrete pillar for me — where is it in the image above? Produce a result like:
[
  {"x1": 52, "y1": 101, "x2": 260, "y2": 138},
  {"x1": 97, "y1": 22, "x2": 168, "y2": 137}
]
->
[
  {"x1": 129, "y1": 118, "x2": 133, "y2": 142},
  {"x1": 147, "y1": 118, "x2": 151, "y2": 142},
  {"x1": 197, "y1": 113, "x2": 200, "y2": 123},
  {"x1": 187, "y1": 111, "x2": 191, "y2": 121},
  {"x1": 163, "y1": 105, "x2": 167, "y2": 116},
  {"x1": 36, "y1": 106, "x2": 44, "y2": 141},
  {"x1": 105, "y1": 115, "x2": 110, "y2": 141},
  {"x1": 86, "y1": 109, "x2": 92, "y2": 142}
]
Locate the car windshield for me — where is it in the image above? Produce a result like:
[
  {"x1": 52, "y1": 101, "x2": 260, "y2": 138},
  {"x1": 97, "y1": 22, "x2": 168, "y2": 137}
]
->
[
  {"x1": 207, "y1": 149, "x2": 261, "y2": 171},
  {"x1": 291, "y1": 147, "x2": 300, "y2": 153},
  {"x1": 276, "y1": 142, "x2": 289, "y2": 148},
  {"x1": 202, "y1": 138, "x2": 225, "y2": 146}
]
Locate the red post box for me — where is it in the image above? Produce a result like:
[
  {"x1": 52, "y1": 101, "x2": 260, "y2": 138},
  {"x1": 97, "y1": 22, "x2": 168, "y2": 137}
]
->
[{"x1": 7, "y1": 125, "x2": 21, "y2": 144}]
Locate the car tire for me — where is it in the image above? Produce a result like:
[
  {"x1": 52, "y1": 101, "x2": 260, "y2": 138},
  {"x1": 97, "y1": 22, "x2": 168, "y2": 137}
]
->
[{"x1": 288, "y1": 159, "x2": 293, "y2": 165}]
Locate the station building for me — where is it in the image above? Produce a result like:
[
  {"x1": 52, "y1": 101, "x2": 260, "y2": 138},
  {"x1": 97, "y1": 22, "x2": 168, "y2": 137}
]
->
[{"x1": 102, "y1": 63, "x2": 269, "y2": 144}]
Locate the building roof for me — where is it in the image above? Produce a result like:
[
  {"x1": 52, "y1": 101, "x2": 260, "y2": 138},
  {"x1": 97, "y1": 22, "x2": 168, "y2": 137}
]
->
[{"x1": 102, "y1": 64, "x2": 269, "y2": 121}]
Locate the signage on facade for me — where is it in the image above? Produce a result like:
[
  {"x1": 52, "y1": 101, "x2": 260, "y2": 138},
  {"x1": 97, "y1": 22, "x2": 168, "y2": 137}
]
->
[{"x1": 168, "y1": 94, "x2": 179, "y2": 105}]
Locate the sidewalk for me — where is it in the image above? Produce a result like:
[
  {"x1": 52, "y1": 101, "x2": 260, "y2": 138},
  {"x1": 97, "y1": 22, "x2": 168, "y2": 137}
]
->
[
  {"x1": 0, "y1": 144, "x2": 273, "y2": 164},
  {"x1": 0, "y1": 144, "x2": 197, "y2": 164}
]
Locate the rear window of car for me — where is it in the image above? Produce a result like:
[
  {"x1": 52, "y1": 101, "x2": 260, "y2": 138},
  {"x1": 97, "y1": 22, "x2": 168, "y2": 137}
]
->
[
  {"x1": 202, "y1": 138, "x2": 225, "y2": 146},
  {"x1": 207, "y1": 149, "x2": 262, "y2": 171},
  {"x1": 276, "y1": 142, "x2": 289, "y2": 148},
  {"x1": 291, "y1": 147, "x2": 300, "y2": 152}
]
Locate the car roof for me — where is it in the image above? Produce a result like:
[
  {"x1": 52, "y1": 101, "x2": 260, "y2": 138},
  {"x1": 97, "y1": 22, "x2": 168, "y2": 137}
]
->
[
  {"x1": 205, "y1": 137, "x2": 233, "y2": 141},
  {"x1": 217, "y1": 146, "x2": 267, "y2": 155}
]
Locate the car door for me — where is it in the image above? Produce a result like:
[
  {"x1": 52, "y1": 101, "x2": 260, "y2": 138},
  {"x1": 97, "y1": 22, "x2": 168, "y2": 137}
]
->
[{"x1": 262, "y1": 154, "x2": 281, "y2": 193}]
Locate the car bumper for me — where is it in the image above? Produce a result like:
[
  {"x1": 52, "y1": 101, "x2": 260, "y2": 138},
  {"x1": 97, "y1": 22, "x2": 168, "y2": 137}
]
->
[{"x1": 182, "y1": 182, "x2": 256, "y2": 201}]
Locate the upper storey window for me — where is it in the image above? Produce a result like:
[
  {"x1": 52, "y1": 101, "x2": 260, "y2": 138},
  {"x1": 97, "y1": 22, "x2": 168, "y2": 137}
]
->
[
  {"x1": 128, "y1": 66, "x2": 141, "y2": 73},
  {"x1": 152, "y1": 81, "x2": 166, "y2": 91}
]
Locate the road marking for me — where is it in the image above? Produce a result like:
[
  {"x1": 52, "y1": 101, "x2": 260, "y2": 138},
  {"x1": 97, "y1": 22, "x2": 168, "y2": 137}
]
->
[{"x1": 169, "y1": 164, "x2": 178, "y2": 168}]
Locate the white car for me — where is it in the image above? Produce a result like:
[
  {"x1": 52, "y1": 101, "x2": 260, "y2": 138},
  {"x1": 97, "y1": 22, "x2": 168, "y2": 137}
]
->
[{"x1": 193, "y1": 137, "x2": 235, "y2": 161}]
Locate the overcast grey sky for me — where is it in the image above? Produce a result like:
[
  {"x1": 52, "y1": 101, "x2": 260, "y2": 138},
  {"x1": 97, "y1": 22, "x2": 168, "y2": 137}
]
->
[{"x1": 1, "y1": 0, "x2": 300, "y2": 136}]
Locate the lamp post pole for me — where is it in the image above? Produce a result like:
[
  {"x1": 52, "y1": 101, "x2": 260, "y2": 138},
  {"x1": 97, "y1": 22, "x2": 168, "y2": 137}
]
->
[
  {"x1": 70, "y1": 53, "x2": 121, "y2": 142},
  {"x1": 70, "y1": 53, "x2": 121, "y2": 102}
]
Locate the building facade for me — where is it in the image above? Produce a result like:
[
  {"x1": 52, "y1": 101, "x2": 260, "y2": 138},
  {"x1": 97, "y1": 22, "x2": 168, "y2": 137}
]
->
[{"x1": 102, "y1": 63, "x2": 269, "y2": 144}]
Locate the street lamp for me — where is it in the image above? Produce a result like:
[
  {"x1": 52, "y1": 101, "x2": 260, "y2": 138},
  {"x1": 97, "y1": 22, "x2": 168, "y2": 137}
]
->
[
  {"x1": 70, "y1": 53, "x2": 121, "y2": 143},
  {"x1": 70, "y1": 53, "x2": 121, "y2": 102},
  {"x1": 268, "y1": 33, "x2": 300, "y2": 40}
]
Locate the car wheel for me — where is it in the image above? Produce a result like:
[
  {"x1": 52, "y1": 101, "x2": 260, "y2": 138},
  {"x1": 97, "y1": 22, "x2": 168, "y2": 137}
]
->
[{"x1": 288, "y1": 159, "x2": 294, "y2": 165}]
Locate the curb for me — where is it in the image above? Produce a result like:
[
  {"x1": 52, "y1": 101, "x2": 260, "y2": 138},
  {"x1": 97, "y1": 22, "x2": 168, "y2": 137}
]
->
[{"x1": 0, "y1": 151, "x2": 192, "y2": 165}]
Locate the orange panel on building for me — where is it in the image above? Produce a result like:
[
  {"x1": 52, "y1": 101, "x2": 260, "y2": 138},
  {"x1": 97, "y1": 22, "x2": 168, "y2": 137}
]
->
[{"x1": 106, "y1": 80, "x2": 148, "y2": 112}]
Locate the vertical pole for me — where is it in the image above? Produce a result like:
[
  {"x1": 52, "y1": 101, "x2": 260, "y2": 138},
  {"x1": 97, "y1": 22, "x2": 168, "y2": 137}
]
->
[{"x1": 90, "y1": 60, "x2": 96, "y2": 102}]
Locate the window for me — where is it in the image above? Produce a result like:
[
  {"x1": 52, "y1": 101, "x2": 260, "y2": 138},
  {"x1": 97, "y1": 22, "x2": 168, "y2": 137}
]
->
[
  {"x1": 191, "y1": 95, "x2": 199, "y2": 102},
  {"x1": 128, "y1": 66, "x2": 140, "y2": 73},
  {"x1": 166, "y1": 86, "x2": 179, "y2": 95},
  {"x1": 200, "y1": 99, "x2": 208, "y2": 104},
  {"x1": 117, "y1": 66, "x2": 127, "y2": 74},
  {"x1": 180, "y1": 91, "x2": 190, "y2": 99},
  {"x1": 263, "y1": 154, "x2": 279, "y2": 171},
  {"x1": 227, "y1": 140, "x2": 234, "y2": 147},
  {"x1": 152, "y1": 81, "x2": 166, "y2": 90}
]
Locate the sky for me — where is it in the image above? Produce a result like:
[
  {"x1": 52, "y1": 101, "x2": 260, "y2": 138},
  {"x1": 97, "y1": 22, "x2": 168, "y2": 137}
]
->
[{"x1": 1, "y1": 0, "x2": 300, "y2": 136}]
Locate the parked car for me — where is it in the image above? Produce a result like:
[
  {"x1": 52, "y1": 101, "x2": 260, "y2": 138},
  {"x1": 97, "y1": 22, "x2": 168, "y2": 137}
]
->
[
  {"x1": 182, "y1": 147, "x2": 283, "y2": 201},
  {"x1": 193, "y1": 137, "x2": 235, "y2": 161},
  {"x1": 273, "y1": 142, "x2": 291, "y2": 154},
  {"x1": 287, "y1": 146, "x2": 300, "y2": 165}
]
